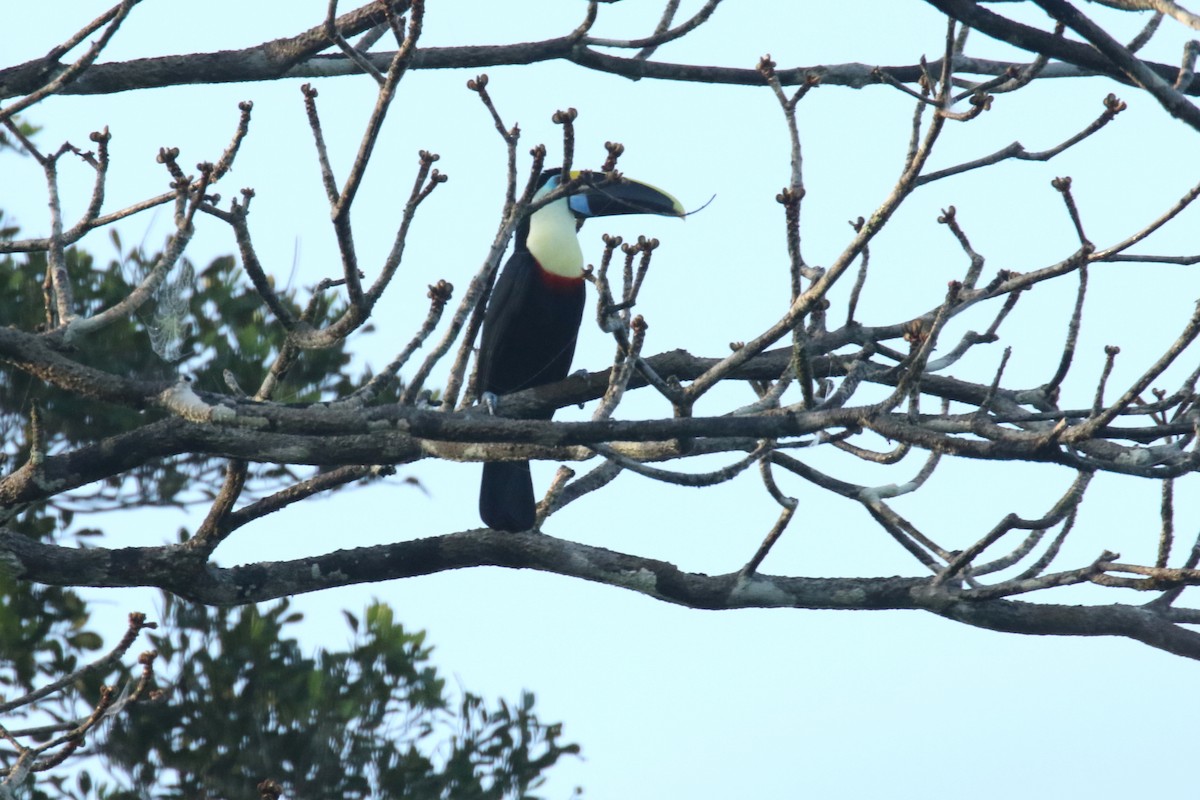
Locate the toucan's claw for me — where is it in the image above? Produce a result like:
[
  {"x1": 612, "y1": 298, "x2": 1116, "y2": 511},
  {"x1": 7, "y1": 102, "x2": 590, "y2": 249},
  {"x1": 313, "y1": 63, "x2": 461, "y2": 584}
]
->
[{"x1": 482, "y1": 391, "x2": 500, "y2": 415}]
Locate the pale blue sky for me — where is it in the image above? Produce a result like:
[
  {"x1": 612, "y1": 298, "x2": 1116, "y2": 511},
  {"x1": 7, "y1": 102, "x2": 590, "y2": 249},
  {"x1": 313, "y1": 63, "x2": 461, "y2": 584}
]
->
[{"x1": 4, "y1": 2, "x2": 1199, "y2": 797}]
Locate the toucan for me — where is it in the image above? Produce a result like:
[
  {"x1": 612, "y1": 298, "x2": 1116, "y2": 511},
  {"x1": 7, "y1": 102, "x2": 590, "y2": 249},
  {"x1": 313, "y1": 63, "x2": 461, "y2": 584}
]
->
[{"x1": 476, "y1": 169, "x2": 685, "y2": 532}]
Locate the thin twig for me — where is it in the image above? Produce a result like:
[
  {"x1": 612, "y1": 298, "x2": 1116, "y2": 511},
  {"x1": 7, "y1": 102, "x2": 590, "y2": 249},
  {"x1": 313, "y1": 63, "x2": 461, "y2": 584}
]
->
[
  {"x1": 916, "y1": 93, "x2": 1126, "y2": 186},
  {"x1": 0, "y1": 613, "x2": 155, "y2": 715},
  {"x1": 0, "y1": 0, "x2": 139, "y2": 124},
  {"x1": 1043, "y1": 263, "x2": 1088, "y2": 397},
  {"x1": 1158, "y1": 478, "x2": 1176, "y2": 569},
  {"x1": 738, "y1": 505, "x2": 796, "y2": 579}
]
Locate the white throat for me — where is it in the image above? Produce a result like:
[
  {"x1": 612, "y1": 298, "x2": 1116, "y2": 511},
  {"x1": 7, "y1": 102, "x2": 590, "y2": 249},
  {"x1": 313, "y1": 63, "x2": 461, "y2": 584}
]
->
[{"x1": 526, "y1": 197, "x2": 583, "y2": 279}]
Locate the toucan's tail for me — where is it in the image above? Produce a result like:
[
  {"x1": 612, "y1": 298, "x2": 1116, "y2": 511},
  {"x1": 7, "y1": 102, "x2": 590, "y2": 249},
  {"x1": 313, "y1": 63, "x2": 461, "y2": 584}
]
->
[{"x1": 480, "y1": 461, "x2": 535, "y2": 532}]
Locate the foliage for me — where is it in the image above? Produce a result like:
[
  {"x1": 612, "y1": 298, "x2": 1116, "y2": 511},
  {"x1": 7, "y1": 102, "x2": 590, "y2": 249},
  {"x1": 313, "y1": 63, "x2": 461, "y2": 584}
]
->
[
  {"x1": 69, "y1": 598, "x2": 577, "y2": 800},
  {"x1": 0, "y1": 567, "x2": 96, "y2": 697}
]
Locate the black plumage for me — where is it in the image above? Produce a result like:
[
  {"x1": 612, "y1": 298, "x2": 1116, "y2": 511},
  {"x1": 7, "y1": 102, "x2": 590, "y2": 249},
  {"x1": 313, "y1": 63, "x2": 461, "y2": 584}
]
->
[{"x1": 476, "y1": 231, "x2": 584, "y2": 531}]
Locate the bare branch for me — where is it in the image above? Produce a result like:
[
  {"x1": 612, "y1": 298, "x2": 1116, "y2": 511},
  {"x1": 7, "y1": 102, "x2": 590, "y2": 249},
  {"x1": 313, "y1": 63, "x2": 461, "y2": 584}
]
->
[
  {"x1": 0, "y1": 0, "x2": 139, "y2": 123},
  {"x1": 1090, "y1": 0, "x2": 1200, "y2": 30},
  {"x1": 917, "y1": 93, "x2": 1126, "y2": 186}
]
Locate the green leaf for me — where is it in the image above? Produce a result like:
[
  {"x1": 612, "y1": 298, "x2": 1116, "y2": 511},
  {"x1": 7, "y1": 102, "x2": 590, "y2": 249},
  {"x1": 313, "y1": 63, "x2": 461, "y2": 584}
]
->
[{"x1": 67, "y1": 632, "x2": 103, "y2": 651}]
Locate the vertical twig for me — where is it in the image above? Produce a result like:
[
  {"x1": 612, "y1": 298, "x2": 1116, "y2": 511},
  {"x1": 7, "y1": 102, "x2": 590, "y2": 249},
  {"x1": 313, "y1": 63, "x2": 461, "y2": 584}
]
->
[
  {"x1": 1158, "y1": 478, "x2": 1175, "y2": 569},
  {"x1": 1044, "y1": 263, "x2": 1088, "y2": 397}
]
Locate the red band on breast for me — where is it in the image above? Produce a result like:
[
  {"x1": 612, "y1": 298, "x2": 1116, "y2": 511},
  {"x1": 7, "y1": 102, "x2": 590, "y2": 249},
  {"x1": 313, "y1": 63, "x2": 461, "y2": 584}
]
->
[{"x1": 538, "y1": 268, "x2": 585, "y2": 293}]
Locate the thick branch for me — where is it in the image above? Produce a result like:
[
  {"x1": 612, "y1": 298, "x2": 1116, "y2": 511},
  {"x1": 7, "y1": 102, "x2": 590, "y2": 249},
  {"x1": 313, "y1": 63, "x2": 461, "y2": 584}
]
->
[{"x1": 4, "y1": 528, "x2": 1200, "y2": 659}]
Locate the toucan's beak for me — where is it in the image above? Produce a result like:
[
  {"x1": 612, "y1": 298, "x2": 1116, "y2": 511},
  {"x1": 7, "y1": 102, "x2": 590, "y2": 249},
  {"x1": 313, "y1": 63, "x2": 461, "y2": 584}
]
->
[{"x1": 566, "y1": 171, "x2": 685, "y2": 220}]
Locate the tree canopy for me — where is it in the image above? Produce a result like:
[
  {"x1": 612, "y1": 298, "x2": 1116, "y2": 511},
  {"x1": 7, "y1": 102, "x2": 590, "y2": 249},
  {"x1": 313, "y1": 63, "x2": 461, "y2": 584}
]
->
[{"x1": 3, "y1": 0, "x2": 1200, "y2": 795}]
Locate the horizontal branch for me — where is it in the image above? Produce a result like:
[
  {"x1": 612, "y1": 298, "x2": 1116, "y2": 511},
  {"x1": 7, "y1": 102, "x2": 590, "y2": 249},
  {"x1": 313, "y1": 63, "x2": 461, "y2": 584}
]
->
[
  {"x1": 3, "y1": 319, "x2": 1193, "y2": 509},
  {"x1": 4, "y1": 31, "x2": 1198, "y2": 101},
  {"x1": 6, "y1": 397, "x2": 1192, "y2": 511},
  {"x1": 0, "y1": 1, "x2": 401, "y2": 98},
  {"x1": 4, "y1": 527, "x2": 1200, "y2": 659}
]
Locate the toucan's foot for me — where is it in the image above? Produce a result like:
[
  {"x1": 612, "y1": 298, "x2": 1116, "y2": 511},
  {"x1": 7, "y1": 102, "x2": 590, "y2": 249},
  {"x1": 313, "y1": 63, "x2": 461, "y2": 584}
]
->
[
  {"x1": 482, "y1": 391, "x2": 499, "y2": 415},
  {"x1": 568, "y1": 369, "x2": 589, "y2": 408}
]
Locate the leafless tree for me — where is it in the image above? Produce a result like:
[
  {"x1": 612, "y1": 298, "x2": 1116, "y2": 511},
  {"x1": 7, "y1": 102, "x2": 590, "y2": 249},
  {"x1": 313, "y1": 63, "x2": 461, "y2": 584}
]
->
[{"x1": 3, "y1": 0, "x2": 1200, "y2": 668}]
